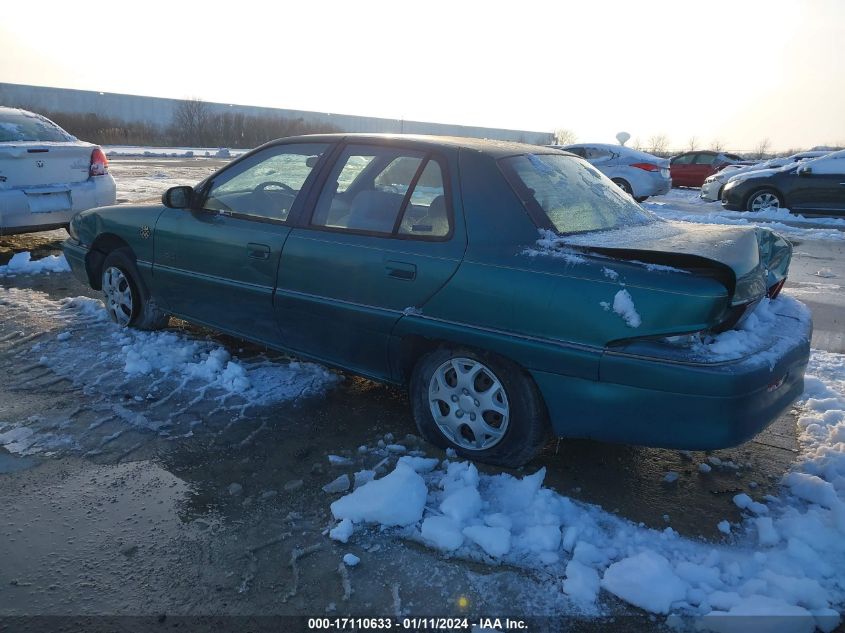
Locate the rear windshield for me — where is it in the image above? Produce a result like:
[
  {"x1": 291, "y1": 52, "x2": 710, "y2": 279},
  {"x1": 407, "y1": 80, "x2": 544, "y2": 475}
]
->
[
  {"x1": 0, "y1": 112, "x2": 74, "y2": 142},
  {"x1": 499, "y1": 153, "x2": 655, "y2": 235}
]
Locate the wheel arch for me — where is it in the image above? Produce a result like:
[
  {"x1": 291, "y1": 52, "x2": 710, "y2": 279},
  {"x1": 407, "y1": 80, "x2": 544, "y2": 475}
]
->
[{"x1": 86, "y1": 233, "x2": 133, "y2": 290}]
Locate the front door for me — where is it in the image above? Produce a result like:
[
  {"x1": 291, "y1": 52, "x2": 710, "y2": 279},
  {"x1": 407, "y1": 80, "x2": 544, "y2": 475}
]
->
[
  {"x1": 789, "y1": 157, "x2": 845, "y2": 214},
  {"x1": 153, "y1": 142, "x2": 329, "y2": 344},
  {"x1": 275, "y1": 143, "x2": 466, "y2": 379}
]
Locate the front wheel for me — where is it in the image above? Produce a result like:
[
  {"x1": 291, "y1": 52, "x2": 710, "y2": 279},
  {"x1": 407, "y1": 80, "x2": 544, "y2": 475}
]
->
[
  {"x1": 746, "y1": 188, "x2": 783, "y2": 212},
  {"x1": 409, "y1": 348, "x2": 549, "y2": 467},
  {"x1": 101, "y1": 248, "x2": 169, "y2": 330}
]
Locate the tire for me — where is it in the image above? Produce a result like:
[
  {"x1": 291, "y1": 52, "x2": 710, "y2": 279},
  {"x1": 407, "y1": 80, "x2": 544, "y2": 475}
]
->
[
  {"x1": 409, "y1": 348, "x2": 549, "y2": 467},
  {"x1": 611, "y1": 178, "x2": 633, "y2": 197},
  {"x1": 746, "y1": 188, "x2": 783, "y2": 212},
  {"x1": 635, "y1": 196, "x2": 648, "y2": 203},
  {"x1": 100, "y1": 248, "x2": 169, "y2": 330}
]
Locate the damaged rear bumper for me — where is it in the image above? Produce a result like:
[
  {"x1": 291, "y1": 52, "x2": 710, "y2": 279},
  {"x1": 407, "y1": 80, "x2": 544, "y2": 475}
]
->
[{"x1": 531, "y1": 305, "x2": 812, "y2": 450}]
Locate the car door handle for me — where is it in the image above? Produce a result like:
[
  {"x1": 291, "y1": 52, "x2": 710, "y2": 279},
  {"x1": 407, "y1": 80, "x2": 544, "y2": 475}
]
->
[
  {"x1": 247, "y1": 243, "x2": 270, "y2": 260},
  {"x1": 385, "y1": 260, "x2": 416, "y2": 280}
]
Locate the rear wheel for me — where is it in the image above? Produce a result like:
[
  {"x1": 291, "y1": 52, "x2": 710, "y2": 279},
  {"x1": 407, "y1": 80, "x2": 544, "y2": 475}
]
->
[
  {"x1": 101, "y1": 248, "x2": 169, "y2": 330},
  {"x1": 410, "y1": 348, "x2": 549, "y2": 467},
  {"x1": 746, "y1": 188, "x2": 783, "y2": 212},
  {"x1": 612, "y1": 178, "x2": 633, "y2": 197}
]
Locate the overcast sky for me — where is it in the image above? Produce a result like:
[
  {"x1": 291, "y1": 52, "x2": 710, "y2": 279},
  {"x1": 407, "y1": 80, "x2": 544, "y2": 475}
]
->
[{"x1": 1, "y1": 0, "x2": 843, "y2": 150}]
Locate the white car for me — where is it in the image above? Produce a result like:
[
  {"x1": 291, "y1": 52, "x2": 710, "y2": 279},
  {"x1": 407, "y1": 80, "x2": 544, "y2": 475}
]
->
[
  {"x1": 700, "y1": 150, "x2": 830, "y2": 202},
  {"x1": 552, "y1": 143, "x2": 671, "y2": 201},
  {"x1": 0, "y1": 107, "x2": 116, "y2": 235}
]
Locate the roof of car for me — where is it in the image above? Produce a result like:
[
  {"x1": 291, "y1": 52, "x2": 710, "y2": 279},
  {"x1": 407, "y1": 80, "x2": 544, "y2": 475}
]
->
[{"x1": 271, "y1": 133, "x2": 565, "y2": 158}]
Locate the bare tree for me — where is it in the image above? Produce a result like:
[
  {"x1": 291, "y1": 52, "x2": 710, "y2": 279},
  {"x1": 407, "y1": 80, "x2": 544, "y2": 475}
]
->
[
  {"x1": 709, "y1": 139, "x2": 725, "y2": 152},
  {"x1": 687, "y1": 136, "x2": 699, "y2": 151},
  {"x1": 172, "y1": 98, "x2": 211, "y2": 146},
  {"x1": 632, "y1": 137, "x2": 643, "y2": 151},
  {"x1": 753, "y1": 138, "x2": 771, "y2": 159},
  {"x1": 647, "y1": 134, "x2": 670, "y2": 155},
  {"x1": 553, "y1": 128, "x2": 576, "y2": 146}
]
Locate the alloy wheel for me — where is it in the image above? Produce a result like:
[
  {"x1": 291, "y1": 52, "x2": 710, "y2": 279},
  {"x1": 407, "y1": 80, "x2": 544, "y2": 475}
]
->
[
  {"x1": 428, "y1": 357, "x2": 510, "y2": 451},
  {"x1": 102, "y1": 266, "x2": 134, "y2": 326},
  {"x1": 749, "y1": 191, "x2": 780, "y2": 212}
]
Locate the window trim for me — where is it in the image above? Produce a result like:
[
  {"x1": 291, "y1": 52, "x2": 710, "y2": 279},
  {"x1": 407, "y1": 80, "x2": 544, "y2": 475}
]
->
[
  {"x1": 301, "y1": 142, "x2": 456, "y2": 242},
  {"x1": 192, "y1": 140, "x2": 333, "y2": 226}
]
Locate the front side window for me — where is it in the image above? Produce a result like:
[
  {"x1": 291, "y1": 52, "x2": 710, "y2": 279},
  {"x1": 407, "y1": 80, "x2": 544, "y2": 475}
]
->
[
  {"x1": 0, "y1": 112, "x2": 74, "y2": 142},
  {"x1": 311, "y1": 145, "x2": 450, "y2": 238},
  {"x1": 671, "y1": 153, "x2": 694, "y2": 165},
  {"x1": 203, "y1": 143, "x2": 327, "y2": 221},
  {"x1": 500, "y1": 153, "x2": 655, "y2": 235}
]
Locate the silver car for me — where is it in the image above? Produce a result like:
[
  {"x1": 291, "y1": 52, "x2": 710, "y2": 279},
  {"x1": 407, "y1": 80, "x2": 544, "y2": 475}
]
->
[
  {"x1": 552, "y1": 143, "x2": 671, "y2": 201},
  {"x1": 0, "y1": 107, "x2": 117, "y2": 235}
]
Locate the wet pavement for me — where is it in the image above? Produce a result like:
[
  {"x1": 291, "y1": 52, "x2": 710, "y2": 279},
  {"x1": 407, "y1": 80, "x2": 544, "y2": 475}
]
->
[{"x1": 1, "y1": 158, "x2": 844, "y2": 629}]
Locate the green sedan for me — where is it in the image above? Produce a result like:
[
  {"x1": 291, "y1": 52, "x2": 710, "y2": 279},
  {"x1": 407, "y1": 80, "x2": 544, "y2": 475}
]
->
[{"x1": 62, "y1": 134, "x2": 811, "y2": 467}]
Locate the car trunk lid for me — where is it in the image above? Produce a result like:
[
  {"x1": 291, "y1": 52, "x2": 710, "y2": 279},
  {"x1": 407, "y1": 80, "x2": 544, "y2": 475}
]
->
[
  {"x1": 0, "y1": 142, "x2": 93, "y2": 189},
  {"x1": 562, "y1": 220, "x2": 790, "y2": 306}
]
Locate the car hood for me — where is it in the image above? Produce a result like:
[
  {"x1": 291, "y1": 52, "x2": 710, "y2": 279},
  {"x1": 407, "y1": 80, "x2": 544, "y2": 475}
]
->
[{"x1": 562, "y1": 220, "x2": 791, "y2": 305}]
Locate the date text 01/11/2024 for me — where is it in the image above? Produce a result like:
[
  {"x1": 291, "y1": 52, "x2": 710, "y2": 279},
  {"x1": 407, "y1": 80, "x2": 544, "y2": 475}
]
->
[{"x1": 306, "y1": 617, "x2": 529, "y2": 630}]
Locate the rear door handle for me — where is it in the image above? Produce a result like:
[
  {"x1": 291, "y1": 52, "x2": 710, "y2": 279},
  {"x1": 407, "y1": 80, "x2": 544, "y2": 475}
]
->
[
  {"x1": 385, "y1": 260, "x2": 416, "y2": 280},
  {"x1": 247, "y1": 243, "x2": 270, "y2": 260}
]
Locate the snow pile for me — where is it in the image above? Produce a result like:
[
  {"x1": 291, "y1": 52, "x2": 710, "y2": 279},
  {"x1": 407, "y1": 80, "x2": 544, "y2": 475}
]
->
[
  {"x1": 326, "y1": 349, "x2": 845, "y2": 627},
  {"x1": 523, "y1": 229, "x2": 586, "y2": 264},
  {"x1": 103, "y1": 145, "x2": 248, "y2": 158},
  {"x1": 644, "y1": 190, "x2": 845, "y2": 242},
  {"x1": 0, "y1": 251, "x2": 70, "y2": 275},
  {"x1": 0, "y1": 286, "x2": 339, "y2": 421},
  {"x1": 684, "y1": 294, "x2": 811, "y2": 367},
  {"x1": 604, "y1": 288, "x2": 641, "y2": 328}
]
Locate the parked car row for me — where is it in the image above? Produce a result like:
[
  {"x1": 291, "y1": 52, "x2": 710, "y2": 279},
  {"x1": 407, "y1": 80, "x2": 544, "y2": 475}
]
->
[
  {"x1": 721, "y1": 150, "x2": 845, "y2": 215},
  {"x1": 700, "y1": 150, "x2": 831, "y2": 202},
  {"x1": 0, "y1": 107, "x2": 117, "y2": 235}
]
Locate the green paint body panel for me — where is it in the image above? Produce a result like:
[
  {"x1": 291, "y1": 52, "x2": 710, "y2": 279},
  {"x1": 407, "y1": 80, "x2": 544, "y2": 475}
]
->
[{"x1": 63, "y1": 134, "x2": 810, "y2": 451}]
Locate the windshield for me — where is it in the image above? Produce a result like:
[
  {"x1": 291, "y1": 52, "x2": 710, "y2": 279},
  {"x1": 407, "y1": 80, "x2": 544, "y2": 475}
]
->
[
  {"x1": 499, "y1": 153, "x2": 656, "y2": 235},
  {"x1": 0, "y1": 112, "x2": 75, "y2": 142}
]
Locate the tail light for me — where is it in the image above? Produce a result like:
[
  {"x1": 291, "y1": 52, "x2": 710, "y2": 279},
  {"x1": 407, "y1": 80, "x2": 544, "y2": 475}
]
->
[
  {"x1": 631, "y1": 162, "x2": 660, "y2": 172},
  {"x1": 90, "y1": 148, "x2": 109, "y2": 177}
]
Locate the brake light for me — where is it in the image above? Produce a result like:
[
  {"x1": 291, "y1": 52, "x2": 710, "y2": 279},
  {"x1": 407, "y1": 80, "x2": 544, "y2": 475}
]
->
[
  {"x1": 631, "y1": 162, "x2": 660, "y2": 172},
  {"x1": 90, "y1": 148, "x2": 109, "y2": 177}
]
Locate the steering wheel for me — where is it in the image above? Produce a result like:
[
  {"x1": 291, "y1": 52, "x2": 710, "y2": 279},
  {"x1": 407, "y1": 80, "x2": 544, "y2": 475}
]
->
[{"x1": 254, "y1": 181, "x2": 295, "y2": 195}]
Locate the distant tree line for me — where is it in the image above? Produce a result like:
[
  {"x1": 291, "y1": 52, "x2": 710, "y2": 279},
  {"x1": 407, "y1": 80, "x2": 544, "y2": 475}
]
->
[{"x1": 0, "y1": 96, "x2": 340, "y2": 148}]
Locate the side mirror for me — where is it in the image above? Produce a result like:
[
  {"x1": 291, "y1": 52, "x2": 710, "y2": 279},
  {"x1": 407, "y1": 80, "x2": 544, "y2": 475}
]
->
[
  {"x1": 162, "y1": 186, "x2": 194, "y2": 208},
  {"x1": 798, "y1": 166, "x2": 812, "y2": 177}
]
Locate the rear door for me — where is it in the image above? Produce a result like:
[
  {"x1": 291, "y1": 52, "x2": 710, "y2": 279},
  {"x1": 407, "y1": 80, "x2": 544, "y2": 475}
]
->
[
  {"x1": 153, "y1": 141, "x2": 329, "y2": 343},
  {"x1": 669, "y1": 152, "x2": 695, "y2": 186},
  {"x1": 688, "y1": 152, "x2": 718, "y2": 187},
  {"x1": 275, "y1": 142, "x2": 466, "y2": 379}
]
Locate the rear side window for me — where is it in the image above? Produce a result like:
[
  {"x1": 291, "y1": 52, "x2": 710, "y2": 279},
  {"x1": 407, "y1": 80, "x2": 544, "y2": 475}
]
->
[
  {"x1": 671, "y1": 153, "x2": 694, "y2": 165},
  {"x1": 311, "y1": 145, "x2": 450, "y2": 239},
  {"x1": 0, "y1": 111, "x2": 74, "y2": 142},
  {"x1": 693, "y1": 153, "x2": 716, "y2": 165}
]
